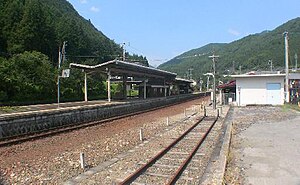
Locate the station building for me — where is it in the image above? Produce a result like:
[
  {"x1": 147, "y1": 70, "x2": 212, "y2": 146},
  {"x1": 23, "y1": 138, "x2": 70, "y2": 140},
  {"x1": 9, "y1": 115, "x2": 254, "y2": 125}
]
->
[{"x1": 232, "y1": 73, "x2": 285, "y2": 106}]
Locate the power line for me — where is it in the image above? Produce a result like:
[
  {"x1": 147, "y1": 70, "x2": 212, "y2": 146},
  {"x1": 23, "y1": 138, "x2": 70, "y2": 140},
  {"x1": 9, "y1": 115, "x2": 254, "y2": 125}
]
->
[
  {"x1": 175, "y1": 52, "x2": 211, "y2": 60},
  {"x1": 127, "y1": 45, "x2": 145, "y2": 56}
]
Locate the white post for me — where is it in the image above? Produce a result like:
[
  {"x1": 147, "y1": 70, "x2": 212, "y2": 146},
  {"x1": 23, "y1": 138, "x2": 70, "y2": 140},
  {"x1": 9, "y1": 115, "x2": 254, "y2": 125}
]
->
[
  {"x1": 107, "y1": 69, "x2": 111, "y2": 102},
  {"x1": 139, "y1": 129, "x2": 143, "y2": 141},
  {"x1": 80, "y1": 152, "x2": 85, "y2": 170},
  {"x1": 167, "y1": 117, "x2": 169, "y2": 126},
  {"x1": 84, "y1": 72, "x2": 88, "y2": 102}
]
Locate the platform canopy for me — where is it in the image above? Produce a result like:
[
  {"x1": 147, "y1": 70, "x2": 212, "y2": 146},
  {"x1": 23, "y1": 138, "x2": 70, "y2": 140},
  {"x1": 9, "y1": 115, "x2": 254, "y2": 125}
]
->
[
  {"x1": 69, "y1": 60, "x2": 177, "y2": 102},
  {"x1": 69, "y1": 60, "x2": 177, "y2": 80},
  {"x1": 175, "y1": 77, "x2": 194, "y2": 84}
]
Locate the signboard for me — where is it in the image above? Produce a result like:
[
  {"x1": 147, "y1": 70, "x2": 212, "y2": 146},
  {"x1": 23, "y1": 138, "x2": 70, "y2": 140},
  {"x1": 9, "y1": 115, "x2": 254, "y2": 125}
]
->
[{"x1": 61, "y1": 69, "x2": 70, "y2": 78}]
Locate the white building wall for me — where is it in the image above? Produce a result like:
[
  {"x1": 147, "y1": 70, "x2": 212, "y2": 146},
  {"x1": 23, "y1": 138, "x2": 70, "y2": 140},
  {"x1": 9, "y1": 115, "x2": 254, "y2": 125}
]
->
[{"x1": 236, "y1": 76, "x2": 284, "y2": 106}]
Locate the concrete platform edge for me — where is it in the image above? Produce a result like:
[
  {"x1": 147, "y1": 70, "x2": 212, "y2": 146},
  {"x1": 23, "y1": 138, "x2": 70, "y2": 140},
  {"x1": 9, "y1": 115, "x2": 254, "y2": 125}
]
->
[{"x1": 200, "y1": 106, "x2": 233, "y2": 185}]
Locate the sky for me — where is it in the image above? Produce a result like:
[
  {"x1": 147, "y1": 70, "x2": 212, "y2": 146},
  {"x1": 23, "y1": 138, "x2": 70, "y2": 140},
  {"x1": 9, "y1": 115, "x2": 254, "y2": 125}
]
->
[{"x1": 67, "y1": 0, "x2": 300, "y2": 67}]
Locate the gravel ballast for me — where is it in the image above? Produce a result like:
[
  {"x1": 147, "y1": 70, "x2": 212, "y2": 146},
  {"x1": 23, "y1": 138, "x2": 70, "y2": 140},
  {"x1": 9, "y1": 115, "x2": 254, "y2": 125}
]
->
[{"x1": 0, "y1": 97, "x2": 209, "y2": 184}]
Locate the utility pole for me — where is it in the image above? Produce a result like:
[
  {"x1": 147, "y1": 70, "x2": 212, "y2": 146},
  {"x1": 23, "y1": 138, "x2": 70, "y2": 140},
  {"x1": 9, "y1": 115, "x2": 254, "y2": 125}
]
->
[
  {"x1": 121, "y1": 43, "x2": 126, "y2": 61},
  {"x1": 283, "y1": 31, "x2": 289, "y2": 103},
  {"x1": 232, "y1": 61, "x2": 235, "y2": 74},
  {"x1": 268, "y1": 60, "x2": 273, "y2": 72},
  {"x1": 295, "y1": 53, "x2": 298, "y2": 71},
  {"x1": 188, "y1": 68, "x2": 193, "y2": 80},
  {"x1": 209, "y1": 53, "x2": 219, "y2": 110},
  {"x1": 57, "y1": 41, "x2": 67, "y2": 108}
]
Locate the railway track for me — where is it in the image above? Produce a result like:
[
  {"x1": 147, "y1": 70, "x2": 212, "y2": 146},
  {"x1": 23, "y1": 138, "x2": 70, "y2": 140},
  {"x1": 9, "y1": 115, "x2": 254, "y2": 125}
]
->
[
  {"x1": 119, "y1": 112, "x2": 219, "y2": 185},
  {"x1": 0, "y1": 97, "x2": 207, "y2": 148}
]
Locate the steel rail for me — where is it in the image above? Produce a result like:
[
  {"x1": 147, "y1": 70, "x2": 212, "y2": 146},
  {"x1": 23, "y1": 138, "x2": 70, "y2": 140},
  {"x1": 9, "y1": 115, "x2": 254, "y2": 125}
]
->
[
  {"x1": 167, "y1": 116, "x2": 219, "y2": 185},
  {"x1": 0, "y1": 96, "x2": 207, "y2": 147},
  {"x1": 119, "y1": 116, "x2": 206, "y2": 185}
]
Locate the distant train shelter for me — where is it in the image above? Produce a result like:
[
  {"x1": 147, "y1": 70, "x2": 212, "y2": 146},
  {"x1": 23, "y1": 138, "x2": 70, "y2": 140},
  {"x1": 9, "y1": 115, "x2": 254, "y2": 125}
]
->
[{"x1": 69, "y1": 60, "x2": 193, "y2": 102}]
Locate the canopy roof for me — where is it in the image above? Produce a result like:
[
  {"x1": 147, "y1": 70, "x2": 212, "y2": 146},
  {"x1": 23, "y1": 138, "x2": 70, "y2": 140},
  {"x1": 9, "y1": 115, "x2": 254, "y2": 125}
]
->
[
  {"x1": 69, "y1": 60, "x2": 177, "y2": 80},
  {"x1": 218, "y1": 80, "x2": 236, "y2": 89},
  {"x1": 175, "y1": 77, "x2": 194, "y2": 84}
]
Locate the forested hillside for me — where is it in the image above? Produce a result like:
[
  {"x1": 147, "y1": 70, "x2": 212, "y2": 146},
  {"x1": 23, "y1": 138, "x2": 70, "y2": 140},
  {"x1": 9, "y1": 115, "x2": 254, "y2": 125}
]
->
[
  {"x1": 159, "y1": 18, "x2": 300, "y2": 82},
  {"x1": 0, "y1": 0, "x2": 148, "y2": 104}
]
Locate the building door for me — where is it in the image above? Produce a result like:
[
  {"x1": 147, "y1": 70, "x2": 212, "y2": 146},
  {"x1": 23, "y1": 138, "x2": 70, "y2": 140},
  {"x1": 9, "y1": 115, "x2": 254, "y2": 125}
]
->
[{"x1": 266, "y1": 83, "x2": 281, "y2": 105}]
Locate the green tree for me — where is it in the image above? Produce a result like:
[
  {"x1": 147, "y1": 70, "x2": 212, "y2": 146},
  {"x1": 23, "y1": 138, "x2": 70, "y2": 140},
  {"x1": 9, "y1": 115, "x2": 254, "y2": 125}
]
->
[
  {"x1": 0, "y1": 0, "x2": 24, "y2": 55},
  {"x1": 16, "y1": 0, "x2": 54, "y2": 55},
  {"x1": 0, "y1": 51, "x2": 56, "y2": 103}
]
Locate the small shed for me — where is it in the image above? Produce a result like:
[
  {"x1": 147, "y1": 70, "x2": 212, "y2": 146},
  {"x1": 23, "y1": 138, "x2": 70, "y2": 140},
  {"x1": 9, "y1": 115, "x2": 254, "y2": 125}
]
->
[
  {"x1": 232, "y1": 74, "x2": 285, "y2": 106},
  {"x1": 218, "y1": 80, "x2": 236, "y2": 105}
]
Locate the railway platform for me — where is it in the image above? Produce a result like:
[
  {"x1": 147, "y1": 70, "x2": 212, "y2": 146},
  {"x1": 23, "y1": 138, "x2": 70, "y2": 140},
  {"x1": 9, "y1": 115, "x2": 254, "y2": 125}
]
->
[{"x1": 0, "y1": 93, "x2": 206, "y2": 141}]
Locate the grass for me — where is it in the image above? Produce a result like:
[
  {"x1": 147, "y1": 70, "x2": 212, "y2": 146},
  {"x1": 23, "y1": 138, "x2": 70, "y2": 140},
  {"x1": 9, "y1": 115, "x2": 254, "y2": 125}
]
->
[
  {"x1": 283, "y1": 103, "x2": 300, "y2": 112},
  {"x1": 0, "y1": 106, "x2": 23, "y2": 113}
]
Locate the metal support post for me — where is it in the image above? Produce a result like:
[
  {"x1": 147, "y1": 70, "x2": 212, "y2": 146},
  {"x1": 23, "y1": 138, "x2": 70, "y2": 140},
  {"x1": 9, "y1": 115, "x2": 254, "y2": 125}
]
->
[
  {"x1": 57, "y1": 76, "x2": 60, "y2": 107},
  {"x1": 164, "y1": 79, "x2": 167, "y2": 97},
  {"x1": 143, "y1": 80, "x2": 147, "y2": 99},
  {"x1": 57, "y1": 47, "x2": 61, "y2": 108},
  {"x1": 107, "y1": 69, "x2": 111, "y2": 102},
  {"x1": 123, "y1": 75, "x2": 127, "y2": 99}
]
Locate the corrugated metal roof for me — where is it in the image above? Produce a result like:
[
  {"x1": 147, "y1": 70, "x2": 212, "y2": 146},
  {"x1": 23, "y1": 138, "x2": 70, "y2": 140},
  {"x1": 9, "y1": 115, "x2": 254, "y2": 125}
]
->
[
  {"x1": 69, "y1": 60, "x2": 177, "y2": 79},
  {"x1": 175, "y1": 78, "x2": 193, "y2": 83}
]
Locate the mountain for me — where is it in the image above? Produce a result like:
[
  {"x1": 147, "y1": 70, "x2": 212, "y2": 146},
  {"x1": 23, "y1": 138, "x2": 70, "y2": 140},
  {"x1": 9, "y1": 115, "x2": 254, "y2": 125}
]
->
[
  {"x1": 0, "y1": 0, "x2": 148, "y2": 66},
  {"x1": 0, "y1": 0, "x2": 147, "y2": 104},
  {"x1": 158, "y1": 17, "x2": 300, "y2": 81}
]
